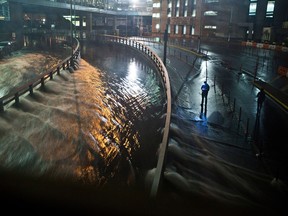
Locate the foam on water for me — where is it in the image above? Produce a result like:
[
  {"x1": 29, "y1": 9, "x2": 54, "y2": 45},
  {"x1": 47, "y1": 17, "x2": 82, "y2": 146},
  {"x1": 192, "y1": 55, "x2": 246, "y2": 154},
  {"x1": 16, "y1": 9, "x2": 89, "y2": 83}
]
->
[
  {"x1": 162, "y1": 113, "x2": 288, "y2": 212},
  {"x1": 0, "y1": 51, "x2": 165, "y2": 188}
]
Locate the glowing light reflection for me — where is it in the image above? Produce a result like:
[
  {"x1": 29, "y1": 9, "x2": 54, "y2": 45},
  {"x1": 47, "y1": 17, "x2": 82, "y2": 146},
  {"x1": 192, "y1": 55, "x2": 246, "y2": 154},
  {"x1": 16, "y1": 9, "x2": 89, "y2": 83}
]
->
[{"x1": 127, "y1": 60, "x2": 138, "y2": 81}]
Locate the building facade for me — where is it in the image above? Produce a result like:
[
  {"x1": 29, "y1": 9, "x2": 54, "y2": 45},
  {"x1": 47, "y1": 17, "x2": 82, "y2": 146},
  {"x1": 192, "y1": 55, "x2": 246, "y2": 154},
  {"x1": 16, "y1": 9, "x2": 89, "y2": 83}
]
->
[
  {"x1": 151, "y1": 0, "x2": 288, "y2": 44},
  {"x1": 152, "y1": 0, "x2": 250, "y2": 41},
  {"x1": 248, "y1": 0, "x2": 288, "y2": 44},
  {"x1": 1, "y1": 0, "x2": 288, "y2": 44}
]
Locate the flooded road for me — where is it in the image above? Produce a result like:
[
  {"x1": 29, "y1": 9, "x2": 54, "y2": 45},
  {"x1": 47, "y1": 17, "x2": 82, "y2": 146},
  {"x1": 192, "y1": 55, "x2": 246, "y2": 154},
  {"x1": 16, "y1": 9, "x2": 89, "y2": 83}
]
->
[
  {"x1": 0, "y1": 42, "x2": 166, "y2": 190},
  {"x1": 0, "y1": 40, "x2": 287, "y2": 215}
]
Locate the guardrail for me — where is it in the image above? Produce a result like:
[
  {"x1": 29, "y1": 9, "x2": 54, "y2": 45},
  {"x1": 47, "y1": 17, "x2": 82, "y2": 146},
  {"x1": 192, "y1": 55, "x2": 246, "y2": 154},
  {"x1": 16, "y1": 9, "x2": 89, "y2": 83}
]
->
[
  {"x1": 91, "y1": 34, "x2": 172, "y2": 198},
  {"x1": 0, "y1": 38, "x2": 80, "y2": 112}
]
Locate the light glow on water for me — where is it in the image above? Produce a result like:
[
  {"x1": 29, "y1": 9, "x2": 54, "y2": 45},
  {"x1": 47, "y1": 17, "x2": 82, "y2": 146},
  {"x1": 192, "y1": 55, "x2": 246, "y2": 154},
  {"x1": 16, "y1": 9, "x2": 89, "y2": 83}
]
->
[
  {"x1": 0, "y1": 47, "x2": 166, "y2": 189},
  {"x1": 127, "y1": 60, "x2": 138, "y2": 81}
]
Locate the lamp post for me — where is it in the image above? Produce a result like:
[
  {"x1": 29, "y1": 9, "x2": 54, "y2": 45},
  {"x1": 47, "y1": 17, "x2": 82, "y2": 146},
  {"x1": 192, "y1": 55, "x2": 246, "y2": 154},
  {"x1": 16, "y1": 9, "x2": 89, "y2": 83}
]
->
[
  {"x1": 126, "y1": 14, "x2": 128, "y2": 37},
  {"x1": 163, "y1": 18, "x2": 170, "y2": 66},
  {"x1": 197, "y1": 0, "x2": 203, "y2": 53},
  {"x1": 228, "y1": 6, "x2": 233, "y2": 42},
  {"x1": 70, "y1": 0, "x2": 74, "y2": 67}
]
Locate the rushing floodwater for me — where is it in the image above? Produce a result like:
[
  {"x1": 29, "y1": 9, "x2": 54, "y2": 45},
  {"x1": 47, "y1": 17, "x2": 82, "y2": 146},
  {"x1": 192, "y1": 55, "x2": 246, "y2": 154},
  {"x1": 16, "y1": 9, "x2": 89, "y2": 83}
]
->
[
  {"x1": 0, "y1": 41, "x2": 287, "y2": 214},
  {"x1": 0, "y1": 43, "x2": 166, "y2": 190}
]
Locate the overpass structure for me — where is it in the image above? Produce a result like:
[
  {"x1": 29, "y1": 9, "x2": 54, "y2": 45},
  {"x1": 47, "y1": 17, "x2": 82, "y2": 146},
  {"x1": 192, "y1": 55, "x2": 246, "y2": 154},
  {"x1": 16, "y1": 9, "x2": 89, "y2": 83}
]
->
[{"x1": 3, "y1": 0, "x2": 152, "y2": 41}]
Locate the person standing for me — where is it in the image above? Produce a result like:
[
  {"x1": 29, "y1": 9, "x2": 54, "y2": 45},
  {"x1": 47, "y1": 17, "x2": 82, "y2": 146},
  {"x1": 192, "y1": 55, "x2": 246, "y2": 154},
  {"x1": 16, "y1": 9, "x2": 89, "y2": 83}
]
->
[
  {"x1": 201, "y1": 81, "x2": 210, "y2": 107},
  {"x1": 256, "y1": 88, "x2": 265, "y2": 112}
]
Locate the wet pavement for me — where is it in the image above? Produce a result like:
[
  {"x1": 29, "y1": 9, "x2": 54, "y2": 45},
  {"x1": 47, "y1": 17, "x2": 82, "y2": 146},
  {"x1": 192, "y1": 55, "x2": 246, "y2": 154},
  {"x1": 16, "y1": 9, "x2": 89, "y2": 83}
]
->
[{"x1": 137, "y1": 38, "x2": 288, "y2": 214}]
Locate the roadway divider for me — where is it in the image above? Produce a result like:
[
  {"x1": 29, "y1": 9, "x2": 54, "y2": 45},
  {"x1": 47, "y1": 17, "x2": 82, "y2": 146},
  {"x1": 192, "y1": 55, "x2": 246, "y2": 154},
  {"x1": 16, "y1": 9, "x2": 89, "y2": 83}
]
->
[
  {"x1": 0, "y1": 38, "x2": 81, "y2": 112},
  {"x1": 91, "y1": 34, "x2": 172, "y2": 198},
  {"x1": 241, "y1": 41, "x2": 288, "y2": 52}
]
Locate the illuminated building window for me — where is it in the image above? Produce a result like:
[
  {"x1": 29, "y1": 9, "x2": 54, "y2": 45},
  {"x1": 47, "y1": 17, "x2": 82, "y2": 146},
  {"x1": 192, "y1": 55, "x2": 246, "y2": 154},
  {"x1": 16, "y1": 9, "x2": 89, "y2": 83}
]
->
[
  {"x1": 155, "y1": 23, "x2": 160, "y2": 30},
  {"x1": 175, "y1": 25, "x2": 179, "y2": 34},
  {"x1": 204, "y1": 25, "x2": 217, "y2": 29},
  {"x1": 249, "y1": 3, "x2": 257, "y2": 16},
  {"x1": 184, "y1": 9, "x2": 187, "y2": 17},
  {"x1": 176, "y1": 8, "x2": 179, "y2": 17},
  {"x1": 205, "y1": 0, "x2": 219, "y2": 3},
  {"x1": 190, "y1": 26, "x2": 195, "y2": 35},
  {"x1": 266, "y1": 1, "x2": 275, "y2": 18},
  {"x1": 183, "y1": 25, "x2": 187, "y2": 34},
  {"x1": 152, "y1": 13, "x2": 160, "y2": 18},
  {"x1": 192, "y1": 9, "x2": 196, "y2": 17},
  {"x1": 204, "y1": 11, "x2": 218, "y2": 16},
  {"x1": 83, "y1": 17, "x2": 86, "y2": 27},
  {"x1": 168, "y1": 9, "x2": 171, "y2": 17},
  {"x1": 153, "y1": 3, "x2": 160, "y2": 8}
]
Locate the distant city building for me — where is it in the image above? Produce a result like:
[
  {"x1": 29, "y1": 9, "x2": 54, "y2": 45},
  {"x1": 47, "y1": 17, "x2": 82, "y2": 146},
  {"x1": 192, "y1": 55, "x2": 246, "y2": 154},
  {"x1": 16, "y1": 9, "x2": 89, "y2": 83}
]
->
[
  {"x1": 247, "y1": 0, "x2": 288, "y2": 44},
  {"x1": 151, "y1": 0, "x2": 288, "y2": 44},
  {"x1": 0, "y1": 0, "x2": 287, "y2": 44},
  {"x1": 152, "y1": 0, "x2": 249, "y2": 41}
]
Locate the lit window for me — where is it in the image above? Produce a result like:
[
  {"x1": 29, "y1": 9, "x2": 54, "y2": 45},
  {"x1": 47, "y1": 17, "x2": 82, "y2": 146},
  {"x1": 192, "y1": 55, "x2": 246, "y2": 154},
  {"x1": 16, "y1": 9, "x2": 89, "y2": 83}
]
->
[
  {"x1": 175, "y1": 25, "x2": 179, "y2": 34},
  {"x1": 204, "y1": 25, "x2": 217, "y2": 29},
  {"x1": 184, "y1": 9, "x2": 187, "y2": 17},
  {"x1": 176, "y1": 9, "x2": 179, "y2": 17},
  {"x1": 266, "y1": 1, "x2": 275, "y2": 18},
  {"x1": 205, "y1": 0, "x2": 219, "y2": 3},
  {"x1": 192, "y1": 9, "x2": 196, "y2": 17},
  {"x1": 183, "y1": 25, "x2": 187, "y2": 34},
  {"x1": 191, "y1": 26, "x2": 195, "y2": 35},
  {"x1": 204, "y1": 11, "x2": 218, "y2": 16},
  {"x1": 168, "y1": 9, "x2": 171, "y2": 17},
  {"x1": 156, "y1": 23, "x2": 160, "y2": 29},
  {"x1": 153, "y1": 3, "x2": 160, "y2": 8},
  {"x1": 249, "y1": 3, "x2": 257, "y2": 16},
  {"x1": 152, "y1": 13, "x2": 160, "y2": 18},
  {"x1": 83, "y1": 17, "x2": 86, "y2": 27}
]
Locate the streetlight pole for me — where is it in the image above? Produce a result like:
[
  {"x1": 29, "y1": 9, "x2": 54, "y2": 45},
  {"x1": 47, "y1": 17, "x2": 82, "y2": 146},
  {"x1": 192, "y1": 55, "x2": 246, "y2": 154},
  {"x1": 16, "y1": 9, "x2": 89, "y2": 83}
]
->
[
  {"x1": 197, "y1": 0, "x2": 202, "y2": 53},
  {"x1": 126, "y1": 14, "x2": 128, "y2": 37},
  {"x1": 70, "y1": 0, "x2": 74, "y2": 67},
  {"x1": 228, "y1": 7, "x2": 233, "y2": 42},
  {"x1": 163, "y1": 19, "x2": 170, "y2": 66}
]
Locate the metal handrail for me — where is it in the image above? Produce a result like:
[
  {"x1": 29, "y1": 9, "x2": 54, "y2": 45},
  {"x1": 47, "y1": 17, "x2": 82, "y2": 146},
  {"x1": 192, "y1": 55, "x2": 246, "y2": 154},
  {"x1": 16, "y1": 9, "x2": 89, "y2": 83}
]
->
[
  {"x1": 0, "y1": 38, "x2": 80, "y2": 112},
  {"x1": 0, "y1": 34, "x2": 171, "y2": 198},
  {"x1": 92, "y1": 34, "x2": 172, "y2": 198}
]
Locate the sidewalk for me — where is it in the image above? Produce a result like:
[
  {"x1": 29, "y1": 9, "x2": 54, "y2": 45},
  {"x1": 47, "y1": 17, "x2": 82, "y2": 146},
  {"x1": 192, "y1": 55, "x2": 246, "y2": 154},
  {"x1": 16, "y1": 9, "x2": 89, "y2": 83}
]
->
[
  {"x1": 145, "y1": 40, "x2": 288, "y2": 213},
  {"x1": 148, "y1": 42, "x2": 251, "y2": 142}
]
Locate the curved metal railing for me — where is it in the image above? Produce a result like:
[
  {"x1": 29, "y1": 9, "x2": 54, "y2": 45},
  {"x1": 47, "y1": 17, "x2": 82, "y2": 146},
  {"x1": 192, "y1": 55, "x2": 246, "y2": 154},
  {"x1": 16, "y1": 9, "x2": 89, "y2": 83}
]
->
[
  {"x1": 92, "y1": 34, "x2": 172, "y2": 198},
  {"x1": 0, "y1": 38, "x2": 80, "y2": 112},
  {"x1": 0, "y1": 34, "x2": 171, "y2": 198}
]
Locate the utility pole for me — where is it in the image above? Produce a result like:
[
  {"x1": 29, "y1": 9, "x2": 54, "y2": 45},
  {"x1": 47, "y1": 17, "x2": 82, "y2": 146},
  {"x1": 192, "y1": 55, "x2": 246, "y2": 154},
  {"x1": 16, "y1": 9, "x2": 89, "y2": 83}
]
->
[
  {"x1": 197, "y1": 0, "x2": 203, "y2": 53},
  {"x1": 254, "y1": 56, "x2": 259, "y2": 80},
  {"x1": 70, "y1": 0, "x2": 74, "y2": 67},
  {"x1": 163, "y1": 19, "x2": 170, "y2": 66},
  {"x1": 163, "y1": 27, "x2": 168, "y2": 66},
  {"x1": 228, "y1": 6, "x2": 233, "y2": 42}
]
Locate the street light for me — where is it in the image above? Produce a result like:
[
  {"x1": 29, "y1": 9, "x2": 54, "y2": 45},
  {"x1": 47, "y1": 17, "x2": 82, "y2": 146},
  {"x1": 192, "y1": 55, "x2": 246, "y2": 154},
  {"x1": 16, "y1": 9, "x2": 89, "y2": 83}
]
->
[
  {"x1": 228, "y1": 7, "x2": 233, "y2": 42},
  {"x1": 70, "y1": 0, "x2": 74, "y2": 68},
  {"x1": 163, "y1": 18, "x2": 170, "y2": 66}
]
